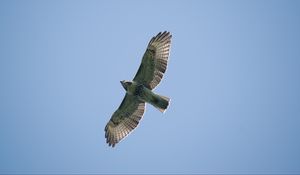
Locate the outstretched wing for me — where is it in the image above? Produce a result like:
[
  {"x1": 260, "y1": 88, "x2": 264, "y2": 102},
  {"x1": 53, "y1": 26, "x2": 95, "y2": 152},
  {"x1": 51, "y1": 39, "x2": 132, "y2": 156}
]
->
[
  {"x1": 105, "y1": 94, "x2": 145, "y2": 147},
  {"x1": 133, "y1": 31, "x2": 172, "y2": 90}
]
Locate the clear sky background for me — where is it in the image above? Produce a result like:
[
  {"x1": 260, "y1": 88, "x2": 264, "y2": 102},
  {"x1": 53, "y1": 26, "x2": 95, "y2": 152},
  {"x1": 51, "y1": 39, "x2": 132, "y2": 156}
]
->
[{"x1": 1, "y1": 0, "x2": 300, "y2": 174}]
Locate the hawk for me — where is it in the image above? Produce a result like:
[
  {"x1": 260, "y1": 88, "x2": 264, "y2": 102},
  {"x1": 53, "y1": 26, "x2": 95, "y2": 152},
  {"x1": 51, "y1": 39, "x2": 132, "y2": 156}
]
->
[{"x1": 104, "y1": 31, "x2": 172, "y2": 147}]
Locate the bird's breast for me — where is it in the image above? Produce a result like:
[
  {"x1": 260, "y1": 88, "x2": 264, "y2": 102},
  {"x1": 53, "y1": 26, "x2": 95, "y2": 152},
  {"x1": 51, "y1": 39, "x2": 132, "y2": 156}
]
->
[{"x1": 126, "y1": 83, "x2": 145, "y2": 96}]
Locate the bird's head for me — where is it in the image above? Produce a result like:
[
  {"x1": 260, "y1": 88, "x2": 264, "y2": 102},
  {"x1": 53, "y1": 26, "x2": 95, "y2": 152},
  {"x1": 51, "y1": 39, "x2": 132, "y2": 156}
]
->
[{"x1": 120, "y1": 80, "x2": 132, "y2": 91}]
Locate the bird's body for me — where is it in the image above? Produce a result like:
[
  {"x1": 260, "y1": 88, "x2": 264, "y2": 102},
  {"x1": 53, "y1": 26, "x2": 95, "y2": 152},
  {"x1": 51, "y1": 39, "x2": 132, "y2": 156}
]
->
[
  {"x1": 105, "y1": 31, "x2": 172, "y2": 147},
  {"x1": 121, "y1": 80, "x2": 170, "y2": 113}
]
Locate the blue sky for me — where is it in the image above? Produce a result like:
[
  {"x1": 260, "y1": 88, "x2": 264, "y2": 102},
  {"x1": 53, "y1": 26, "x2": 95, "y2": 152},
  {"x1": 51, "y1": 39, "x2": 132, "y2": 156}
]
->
[{"x1": 0, "y1": 0, "x2": 300, "y2": 174}]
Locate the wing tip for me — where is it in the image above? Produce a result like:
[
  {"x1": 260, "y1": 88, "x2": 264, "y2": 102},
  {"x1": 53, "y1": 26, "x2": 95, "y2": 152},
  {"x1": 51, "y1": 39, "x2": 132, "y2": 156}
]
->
[
  {"x1": 104, "y1": 101, "x2": 146, "y2": 148},
  {"x1": 149, "y1": 31, "x2": 172, "y2": 45}
]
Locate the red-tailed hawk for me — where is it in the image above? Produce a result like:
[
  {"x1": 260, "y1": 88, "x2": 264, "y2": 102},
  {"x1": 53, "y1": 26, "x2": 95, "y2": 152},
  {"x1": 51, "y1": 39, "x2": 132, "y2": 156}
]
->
[{"x1": 105, "y1": 31, "x2": 172, "y2": 147}]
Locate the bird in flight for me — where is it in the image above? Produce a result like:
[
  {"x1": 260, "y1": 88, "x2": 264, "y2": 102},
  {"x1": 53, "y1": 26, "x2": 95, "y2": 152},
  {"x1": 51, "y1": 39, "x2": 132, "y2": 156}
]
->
[{"x1": 104, "y1": 31, "x2": 172, "y2": 147}]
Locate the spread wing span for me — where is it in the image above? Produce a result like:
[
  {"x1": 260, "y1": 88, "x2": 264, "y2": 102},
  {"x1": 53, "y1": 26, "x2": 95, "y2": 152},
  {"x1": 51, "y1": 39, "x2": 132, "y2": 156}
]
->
[
  {"x1": 104, "y1": 94, "x2": 145, "y2": 147},
  {"x1": 133, "y1": 31, "x2": 172, "y2": 90}
]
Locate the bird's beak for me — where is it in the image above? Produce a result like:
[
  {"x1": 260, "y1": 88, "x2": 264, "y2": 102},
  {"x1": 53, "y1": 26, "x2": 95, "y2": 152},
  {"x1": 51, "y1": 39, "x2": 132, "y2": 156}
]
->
[{"x1": 120, "y1": 81, "x2": 126, "y2": 90}]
